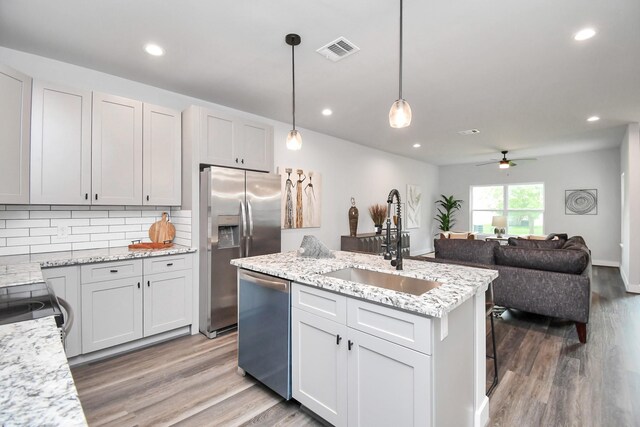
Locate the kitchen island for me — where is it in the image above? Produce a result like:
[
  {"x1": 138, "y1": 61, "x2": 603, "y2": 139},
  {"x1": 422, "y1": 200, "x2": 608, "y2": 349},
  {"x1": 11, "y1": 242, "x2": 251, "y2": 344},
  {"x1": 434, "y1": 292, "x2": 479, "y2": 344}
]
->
[{"x1": 231, "y1": 250, "x2": 498, "y2": 427}]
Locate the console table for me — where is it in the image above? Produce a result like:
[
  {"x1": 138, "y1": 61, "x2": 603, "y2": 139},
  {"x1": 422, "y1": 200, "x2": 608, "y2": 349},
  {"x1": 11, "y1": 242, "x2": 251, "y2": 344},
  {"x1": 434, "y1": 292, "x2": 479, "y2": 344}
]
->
[{"x1": 341, "y1": 231, "x2": 410, "y2": 256}]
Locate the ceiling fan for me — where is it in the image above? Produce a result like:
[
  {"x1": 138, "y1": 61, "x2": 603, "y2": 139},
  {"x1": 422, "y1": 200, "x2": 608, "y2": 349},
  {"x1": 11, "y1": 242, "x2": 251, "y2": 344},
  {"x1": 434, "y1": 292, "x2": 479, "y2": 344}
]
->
[{"x1": 476, "y1": 151, "x2": 537, "y2": 169}]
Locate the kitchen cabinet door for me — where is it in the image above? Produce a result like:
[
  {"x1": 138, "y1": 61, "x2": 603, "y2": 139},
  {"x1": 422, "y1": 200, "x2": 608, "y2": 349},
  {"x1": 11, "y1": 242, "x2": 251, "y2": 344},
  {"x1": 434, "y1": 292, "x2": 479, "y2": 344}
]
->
[
  {"x1": 143, "y1": 103, "x2": 181, "y2": 205},
  {"x1": 292, "y1": 307, "x2": 348, "y2": 427},
  {"x1": 31, "y1": 81, "x2": 92, "y2": 204},
  {"x1": 347, "y1": 328, "x2": 431, "y2": 427},
  {"x1": 0, "y1": 64, "x2": 31, "y2": 204},
  {"x1": 143, "y1": 268, "x2": 192, "y2": 337},
  {"x1": 92, "y1": 92, "x2": 143, "y2": 205},
  {"x1": 200, "y1": 108, "x2": 240, "y2": 168},
  {"x1": 43, "y1": 266, "x2": 82, "y2": 358},
  {"x1": 81, "y1": 276, "x2": 143, "y2": 353},
  {"x1": 238, "y1": 119, "x2": 273, "y2": 172}
]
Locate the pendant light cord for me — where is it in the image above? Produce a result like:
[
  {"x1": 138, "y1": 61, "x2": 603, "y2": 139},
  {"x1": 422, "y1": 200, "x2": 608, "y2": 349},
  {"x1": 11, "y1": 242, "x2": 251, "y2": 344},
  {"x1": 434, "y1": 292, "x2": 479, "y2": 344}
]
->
[
  {"x1": 399, "y1": 0, "x2": 403, "y2": 100},
  {"x1": 292, "y1": 43, "x2": 296, "y2": 130}
]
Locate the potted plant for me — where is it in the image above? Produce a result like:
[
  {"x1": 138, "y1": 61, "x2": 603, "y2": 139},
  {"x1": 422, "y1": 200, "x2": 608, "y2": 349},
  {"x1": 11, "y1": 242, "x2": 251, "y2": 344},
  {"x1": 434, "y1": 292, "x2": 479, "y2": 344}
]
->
[
  {"x1": 368, "y1": 204, "x2": 387, "y2": 235},
  {"x1": 434, "y1": 195, "x2": 463, "y2": 233}
]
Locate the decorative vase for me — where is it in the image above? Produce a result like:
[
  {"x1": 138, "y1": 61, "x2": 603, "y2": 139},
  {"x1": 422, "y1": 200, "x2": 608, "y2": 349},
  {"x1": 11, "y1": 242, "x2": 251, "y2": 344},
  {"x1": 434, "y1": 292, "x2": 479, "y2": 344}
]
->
[
  {"x1": 348, "y1": 197, "x2": 359, "y2": 237},
  {"x1": 374, "y1": 224, "x2": 382, "y2": 235}
]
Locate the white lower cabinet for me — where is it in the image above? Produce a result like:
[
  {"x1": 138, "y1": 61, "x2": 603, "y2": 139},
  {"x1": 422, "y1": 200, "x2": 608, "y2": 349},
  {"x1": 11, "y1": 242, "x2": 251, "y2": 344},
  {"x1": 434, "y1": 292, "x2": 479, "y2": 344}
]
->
[
  {"x1": 42, "y1": 266, "x2": 82, "y2": 357},
  {"x1": 292, "y1": 283, "x2": 432, "y2": 427},
  {"x1": 143, "y1": 269, "x2": 193, "y2": 336}
]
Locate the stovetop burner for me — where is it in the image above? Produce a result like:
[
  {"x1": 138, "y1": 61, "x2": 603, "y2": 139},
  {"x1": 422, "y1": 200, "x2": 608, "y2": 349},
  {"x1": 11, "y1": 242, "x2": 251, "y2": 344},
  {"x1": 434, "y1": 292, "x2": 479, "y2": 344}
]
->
[{"x1": 0, "y1": 282, "x2": 63, "y2": 327}]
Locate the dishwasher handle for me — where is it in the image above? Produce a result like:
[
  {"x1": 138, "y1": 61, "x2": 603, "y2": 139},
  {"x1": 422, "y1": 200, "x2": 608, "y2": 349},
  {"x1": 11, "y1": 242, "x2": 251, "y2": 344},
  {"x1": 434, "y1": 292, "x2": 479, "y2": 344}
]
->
[{"x1": 240, "y1": 270, "x2": 289, "y2": 292}]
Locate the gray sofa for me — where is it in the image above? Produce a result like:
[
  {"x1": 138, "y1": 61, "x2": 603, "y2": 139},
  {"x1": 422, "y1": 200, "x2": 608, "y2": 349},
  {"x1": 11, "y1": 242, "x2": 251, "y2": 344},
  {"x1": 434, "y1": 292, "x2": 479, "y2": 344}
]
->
[{"x1": 418, "y1": 235, "x2": 591, "y2": 343}]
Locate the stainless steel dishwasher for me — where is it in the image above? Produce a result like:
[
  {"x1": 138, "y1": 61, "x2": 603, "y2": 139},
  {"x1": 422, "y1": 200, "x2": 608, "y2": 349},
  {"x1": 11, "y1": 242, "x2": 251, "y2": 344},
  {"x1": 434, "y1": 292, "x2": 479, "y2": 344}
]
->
[{"x1": 237, "y1": 269, "x2": 291, "y2": 399}]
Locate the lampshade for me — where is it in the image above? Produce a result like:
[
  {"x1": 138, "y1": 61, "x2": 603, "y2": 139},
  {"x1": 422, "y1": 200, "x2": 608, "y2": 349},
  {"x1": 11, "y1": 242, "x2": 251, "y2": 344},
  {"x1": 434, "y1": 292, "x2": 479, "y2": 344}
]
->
[
  {"x1": 389, "y1": 99, "x2": 412, "y2": 128},
  {"x1": 286, "y1": 129, "x2": 302, "y2": 151},
  {"x1": 499, "y1": 160, "x2": 510, "y2": 169},
  {"x1": 492, "y1": 215, "x2": 507, "y2": 228}
]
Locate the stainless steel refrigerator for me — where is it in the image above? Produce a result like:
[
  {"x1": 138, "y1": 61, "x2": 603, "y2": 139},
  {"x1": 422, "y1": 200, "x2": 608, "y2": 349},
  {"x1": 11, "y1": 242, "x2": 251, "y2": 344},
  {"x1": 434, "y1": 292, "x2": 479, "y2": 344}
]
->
[{"x1": 199, "y1": 166, "x2": 281, "y2": 338}]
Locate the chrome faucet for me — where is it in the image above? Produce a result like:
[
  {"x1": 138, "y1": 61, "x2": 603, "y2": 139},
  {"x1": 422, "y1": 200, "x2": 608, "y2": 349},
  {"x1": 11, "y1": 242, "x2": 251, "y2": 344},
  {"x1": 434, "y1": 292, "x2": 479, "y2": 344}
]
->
[{"x1": 383, "y1": 188, "x2": 403, "y2": 270}]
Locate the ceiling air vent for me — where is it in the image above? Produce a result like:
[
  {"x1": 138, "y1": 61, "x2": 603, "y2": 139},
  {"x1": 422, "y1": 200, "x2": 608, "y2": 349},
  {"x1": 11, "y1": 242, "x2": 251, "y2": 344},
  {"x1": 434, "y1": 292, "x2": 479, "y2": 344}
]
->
[
  {"x1": 458, "y1": 129, "x2": 480, "y2": 135},
  {"x1": 316, "y1": 37, "x2": 360, "y2": 62}
]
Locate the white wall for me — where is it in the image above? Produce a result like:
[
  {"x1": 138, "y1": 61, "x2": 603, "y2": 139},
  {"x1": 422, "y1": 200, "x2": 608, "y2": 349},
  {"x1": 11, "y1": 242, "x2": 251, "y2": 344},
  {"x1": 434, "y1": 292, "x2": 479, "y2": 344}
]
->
[
  {"x1": 620, "y1": 123, "x2": 640, "y2": 292},
  {"x1": 438, "y1": 148, "x2": 622, "y2": 266},
  {"x1": 0, "y1": 46, "x2": 439, "y2": 256}
]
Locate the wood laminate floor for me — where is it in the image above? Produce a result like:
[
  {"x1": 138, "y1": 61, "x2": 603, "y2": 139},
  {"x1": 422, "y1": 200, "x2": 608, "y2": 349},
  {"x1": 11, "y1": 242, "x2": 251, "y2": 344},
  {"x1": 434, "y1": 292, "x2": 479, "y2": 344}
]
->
[{"x1": 72, "y1": 266, "x2": 639, "y2": 427}]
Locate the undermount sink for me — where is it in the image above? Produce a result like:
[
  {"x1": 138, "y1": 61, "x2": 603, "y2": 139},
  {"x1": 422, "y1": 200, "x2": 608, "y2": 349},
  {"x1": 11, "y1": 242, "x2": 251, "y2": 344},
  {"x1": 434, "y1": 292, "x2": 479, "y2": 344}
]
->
[{"x1": 322, "y1": 267, "x2": 442, "y2": 296}]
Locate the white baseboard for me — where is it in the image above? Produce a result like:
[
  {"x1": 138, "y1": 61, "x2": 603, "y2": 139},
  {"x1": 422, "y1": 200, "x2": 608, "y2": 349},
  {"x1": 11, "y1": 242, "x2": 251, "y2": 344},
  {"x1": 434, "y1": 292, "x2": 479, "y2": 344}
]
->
[
  {"x1": 592, "y1": 259, "x2": 620, "y2": 267},
  {"x1": 619, "y1": 268, "x2": 640, "y2": 294},
  {"x1": 475, "y1": 395, "x2": 490, "y2": 427}
]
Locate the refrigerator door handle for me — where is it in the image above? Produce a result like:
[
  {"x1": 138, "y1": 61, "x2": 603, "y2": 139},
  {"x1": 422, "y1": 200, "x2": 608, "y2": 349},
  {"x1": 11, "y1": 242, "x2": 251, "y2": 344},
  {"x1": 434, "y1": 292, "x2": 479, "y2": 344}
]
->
[
  {"x1": 240, "y1": 200, "x2": 248, "y2": 257},
  {"x1": 247, "y1": 200, "x2": 254, "y2": 237}
]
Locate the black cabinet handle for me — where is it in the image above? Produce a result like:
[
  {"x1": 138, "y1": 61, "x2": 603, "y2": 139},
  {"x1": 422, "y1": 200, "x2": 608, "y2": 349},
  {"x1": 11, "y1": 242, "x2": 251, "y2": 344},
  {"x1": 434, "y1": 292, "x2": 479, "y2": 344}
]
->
[
  {"x1": 336, "y1": 334, "x2": 342, "y2": 345},
  {"x1": 137, "y1": 282, "x2": 140, "y2": 289},
  {"x1": 348, "y1": 340, "x2": 354, "y2": 351},
  {"x1": 235, "y1": 158, "x2": 239, "y2": 163},
  {"x1": 147, "y1": 280, "x2": 150, "y2": 287},
  {"x1": 95, "y1": 194, "x2": 98, "y2": 200},
  {"x1": 146, "y1": 195, "x2": 150, "y2": 201},
  {"x1": 167, "y1": 263, "x2": 173, "y2": 267},
  {"x1": 85, "y1": 193, "x2": 88, "y2": 200},
  {"x1": 110, "y1": 269, "x2": 118, "y2": 273},
  {"x1": 241, "y1": 159, "x2": 244, "y2": 164}
]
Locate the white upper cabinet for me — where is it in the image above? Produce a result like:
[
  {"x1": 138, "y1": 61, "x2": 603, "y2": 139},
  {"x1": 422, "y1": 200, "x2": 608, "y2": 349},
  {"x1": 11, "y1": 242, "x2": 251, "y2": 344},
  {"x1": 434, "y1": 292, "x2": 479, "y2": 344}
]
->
[
  {"x1": 143, "y1": 103, "x2": 181, "y2": 205},
  {"x1": 0, "y1": 65, "x2": 31, "y2": 204},
  {"x1": 92, "y1": 92, "x2": 143, "y2": 205},
  {"x1": 31, "y1": 81, "x2": 92, "y2": 204},
  {"x1": 193, "y1": 106, "x2": 273, "y2": 172}
]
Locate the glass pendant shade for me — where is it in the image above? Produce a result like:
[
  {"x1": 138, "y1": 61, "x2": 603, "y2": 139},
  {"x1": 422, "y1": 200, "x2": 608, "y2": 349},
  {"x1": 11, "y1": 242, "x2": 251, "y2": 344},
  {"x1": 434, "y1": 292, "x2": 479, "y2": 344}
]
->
[
  {"x1": 499, "y1": 161, "x2": 510, "y2": 169},
  {"x1": 286, "y1": 129, "x2": 302, "y2": 151},
  {"x1": 389, "y1": 99, "x2": 412, "y2": 128}
]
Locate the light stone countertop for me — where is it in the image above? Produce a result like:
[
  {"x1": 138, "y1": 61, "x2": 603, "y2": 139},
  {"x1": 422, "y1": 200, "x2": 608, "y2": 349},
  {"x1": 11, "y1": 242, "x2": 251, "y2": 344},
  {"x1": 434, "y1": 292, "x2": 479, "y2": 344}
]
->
[
  {"x1": 231, "y1": 250, "x2": 498, "y2": 318},
  {"x1": 0, "y1": 245, "x2": 197, "y2": 289},
  {"x1": 0, "y1": 317, "x2": 87, "y2": 426}
]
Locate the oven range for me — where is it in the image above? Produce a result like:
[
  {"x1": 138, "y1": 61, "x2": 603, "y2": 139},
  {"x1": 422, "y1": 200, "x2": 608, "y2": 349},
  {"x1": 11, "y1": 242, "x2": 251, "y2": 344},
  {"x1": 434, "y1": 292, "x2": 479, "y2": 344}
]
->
[{"x1": 0, "y1": 282, "x2": 64, "y2": 327}]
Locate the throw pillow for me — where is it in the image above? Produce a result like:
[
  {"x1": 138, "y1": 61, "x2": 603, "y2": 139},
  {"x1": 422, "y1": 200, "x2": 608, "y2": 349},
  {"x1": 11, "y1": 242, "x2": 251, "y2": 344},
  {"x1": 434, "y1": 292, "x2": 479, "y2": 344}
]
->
[
  {"x1": 434, "y1": 239, "x2": 498, "y2": 264},
  {"x1": 527, "y1": 235, "x2": 548, "y2": 240},
  {"x1": 507, "y1": 238, "x2": 564, "y2": 250},
  {"x1": 448, "y1": 232, "x2": 470, "y2": 239},
  {"x1": 495, "y1": 246, "x2": 589, "y2": 274}
]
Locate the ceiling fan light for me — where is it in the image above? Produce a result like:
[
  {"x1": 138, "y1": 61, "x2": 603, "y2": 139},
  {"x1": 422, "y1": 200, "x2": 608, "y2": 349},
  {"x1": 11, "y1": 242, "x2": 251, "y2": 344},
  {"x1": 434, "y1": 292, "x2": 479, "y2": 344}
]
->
[
  {"x1": 499, "y1": 161, "x2": 510, "y2": 169},
  {"x1": 286, "y1": 129, "x2": 302, "y2": 151},
  {"x1": 389, "y1": 99, "x2": 412, "y2": 128}
]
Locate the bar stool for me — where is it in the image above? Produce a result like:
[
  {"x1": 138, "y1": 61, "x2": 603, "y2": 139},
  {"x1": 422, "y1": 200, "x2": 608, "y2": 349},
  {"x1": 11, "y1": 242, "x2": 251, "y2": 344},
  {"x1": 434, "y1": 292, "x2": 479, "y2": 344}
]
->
[{"x1": 486, "y1": 283, "x2": 499, "y2": 395}]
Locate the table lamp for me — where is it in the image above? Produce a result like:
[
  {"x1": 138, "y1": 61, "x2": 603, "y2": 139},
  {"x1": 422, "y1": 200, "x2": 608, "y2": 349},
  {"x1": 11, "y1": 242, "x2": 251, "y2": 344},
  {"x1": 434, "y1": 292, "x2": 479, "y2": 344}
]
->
[{"x1": 492, "y1": 216, "x2": 507, "y2": 238}]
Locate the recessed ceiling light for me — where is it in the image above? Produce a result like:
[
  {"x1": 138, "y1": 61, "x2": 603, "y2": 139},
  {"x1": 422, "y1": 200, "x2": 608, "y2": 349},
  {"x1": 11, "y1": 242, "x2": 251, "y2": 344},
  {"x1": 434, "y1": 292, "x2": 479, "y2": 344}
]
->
[
  {"x1": 321, "y1": 108, "x2": 332, "y2": 116},
  {"x1": 412, "y1": 143, "x2": 421, "y2": 148},
  {"x1": 587, "y1": 116, "x2": 600, "y2": 122},
  {"x1": 574, "y1": 28, "x2": 596, "y2": 41},
  {"x1": 144, "y1": 43, "x2": 165, "y2": 56}
]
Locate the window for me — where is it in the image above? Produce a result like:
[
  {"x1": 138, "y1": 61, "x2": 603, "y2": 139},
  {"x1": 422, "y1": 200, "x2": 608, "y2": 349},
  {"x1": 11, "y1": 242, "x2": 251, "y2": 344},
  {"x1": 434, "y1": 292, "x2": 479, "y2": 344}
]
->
[{"x1": 471, "y1": 183, "x2": 544, "y2": 236}]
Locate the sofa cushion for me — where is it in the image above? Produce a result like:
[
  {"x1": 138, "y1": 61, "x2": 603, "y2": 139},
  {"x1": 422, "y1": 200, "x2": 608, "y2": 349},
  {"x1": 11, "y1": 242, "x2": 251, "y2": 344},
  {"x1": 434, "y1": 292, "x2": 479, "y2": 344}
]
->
[
  {"x1": 507, "y1": 237, "x2": 564, "y2": 250},
  {"x1": 434, "y1": 239, "x2": 498, "y2": 264},
  {"x1": 546, "y1": 233, "x2": 568, "y2": 241},
  {"x1": 495, "y1": 246, "x2": 589, "y2": 274}
]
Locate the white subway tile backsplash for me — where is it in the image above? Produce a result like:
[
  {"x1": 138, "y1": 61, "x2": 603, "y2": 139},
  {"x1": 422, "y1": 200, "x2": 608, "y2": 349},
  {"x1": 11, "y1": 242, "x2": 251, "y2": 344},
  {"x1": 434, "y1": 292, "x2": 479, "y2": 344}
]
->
[
  {"x1": 0, "y1": 246, "x2": 29, "y2": 256},
  {"x1": 51, "y1": 235, "x2": 91, "y2": 244},
  {"x1": 0, "y1": 229, "x2": 30, "y2": 238},
  {"x1": 72, "y1": 226, "x2": 109, "y2": 234},
  {"x1": 90, "y1": 218, "x2": 125, "y2": 226},
  {"x1": 29, "y1": 210, "x2": 72, "y2": 219},
  {"x1": 0, "y1": 211, "x2": 29, "y2": 220},
  {"x1": 0, "y1": 205, "x2": 192, "y2": 254},
  {"x1": 30, "y1": 243, "x2": 72, "y2": 254},
  {"x1": 91, "y1": 232, "x2": 125, "y2": 242},
  {"x1": 72, "y1": 211, "x2": 109, "y2": 219},
  {"x1": 6, "y1": 219, "x2": 50, "y2": 228},
  {"x1": 30, "y1": 227, "x2": 58, "y2": 236},
  {"x1": 7, "y1": 236, "x2": 50, "y2": 246},
  {"x1": 51, "y1": 218, "x2": 91, "y2": 227}
]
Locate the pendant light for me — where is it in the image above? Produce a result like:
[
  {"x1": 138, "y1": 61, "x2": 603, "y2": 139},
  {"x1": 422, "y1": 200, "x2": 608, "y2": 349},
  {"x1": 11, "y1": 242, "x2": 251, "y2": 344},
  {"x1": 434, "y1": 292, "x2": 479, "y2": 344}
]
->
[
  {"x1": 285, "y1": 33, "x2": 302, "y2": 150},
  {"x1": 389, "y1": 0, "x2": 412, "y2": 128}
]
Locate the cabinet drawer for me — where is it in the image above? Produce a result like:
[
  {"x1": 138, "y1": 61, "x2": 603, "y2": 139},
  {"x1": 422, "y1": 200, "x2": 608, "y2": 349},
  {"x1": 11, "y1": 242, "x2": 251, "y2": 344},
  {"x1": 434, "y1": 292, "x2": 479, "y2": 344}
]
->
[
  {"x1": 347, "y1": 298, "x2": 431, "y2": 355},
  {"x1": 292, "y1": 283, "x2": 347, "y2": 324},
  {"x1": 143, "y1": 254, "x2": 192, "y2": 274},
  {"x1": 81, "y1": 259, "x2": 143, "y2": 283}
]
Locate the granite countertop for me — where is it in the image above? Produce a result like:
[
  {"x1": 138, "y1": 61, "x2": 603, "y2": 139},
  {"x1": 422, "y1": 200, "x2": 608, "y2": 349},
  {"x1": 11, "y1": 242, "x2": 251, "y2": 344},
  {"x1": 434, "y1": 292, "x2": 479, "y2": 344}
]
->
[
  {"x1": 0, "y1": 317, "x2": 87, "y2": 426},
  {"x1": 231, "y1": 251, "x2": 498, "y2": 318},
  {"x1": 0, "y1": 245, "x2": 197, "y2": 289}
]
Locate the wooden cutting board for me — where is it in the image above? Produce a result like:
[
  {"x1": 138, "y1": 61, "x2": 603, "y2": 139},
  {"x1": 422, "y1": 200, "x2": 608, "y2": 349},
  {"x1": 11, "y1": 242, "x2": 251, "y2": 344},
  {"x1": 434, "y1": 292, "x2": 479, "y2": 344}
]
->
[{"x1": 148, "y1": 212, "x2": 176, "y2": 243}]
